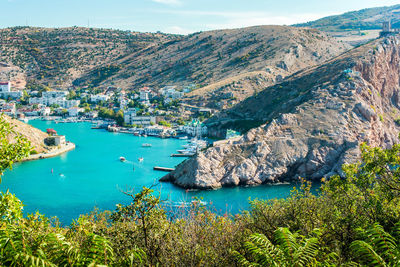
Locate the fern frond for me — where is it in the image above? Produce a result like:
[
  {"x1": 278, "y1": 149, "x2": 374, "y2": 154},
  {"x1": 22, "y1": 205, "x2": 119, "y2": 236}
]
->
[
  {"x1": 275, "y1": 228, "x2": 298, "y2": 259},
  {"x1": 350, "y1": 240, "x2": 386, "y2": 267},
  {"x1": 295, "y1": 237, "x2": 319, "y2": 266}
]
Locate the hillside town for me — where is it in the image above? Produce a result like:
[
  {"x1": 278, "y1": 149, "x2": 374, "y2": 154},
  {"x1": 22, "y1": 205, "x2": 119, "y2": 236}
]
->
[{"x1": 0, "y1": 81, "x2": 210, "y2": 138}]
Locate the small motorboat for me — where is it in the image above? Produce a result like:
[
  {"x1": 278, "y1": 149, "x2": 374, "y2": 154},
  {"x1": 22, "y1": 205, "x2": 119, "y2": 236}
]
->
[
  {"x1": 119, "y1": 157, "x2": 126, "y2": 162},
  {"x1": 138, "y1": 157, "x2": 144, "y2": 162},
  {"x1": 142, "y1": 143, "x2": 152, "y2": 147}
]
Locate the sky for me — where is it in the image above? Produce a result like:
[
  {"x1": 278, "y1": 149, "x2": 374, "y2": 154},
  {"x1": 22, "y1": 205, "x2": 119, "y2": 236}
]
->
[{"x1": 1, "y1": 0, "x2": 399, "y2": 34}]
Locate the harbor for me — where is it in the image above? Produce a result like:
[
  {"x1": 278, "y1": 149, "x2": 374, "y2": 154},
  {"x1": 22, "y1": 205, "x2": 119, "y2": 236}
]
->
[{"x1": 1, "y1": 119, "x2": 298, "y2": 225}]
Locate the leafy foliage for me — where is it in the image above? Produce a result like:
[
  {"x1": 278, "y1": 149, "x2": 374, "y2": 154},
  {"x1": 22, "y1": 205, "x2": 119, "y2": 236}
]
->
[
  {"x1": 234, "y1": 228, "x2": 327, "y2": 267},
  {"x1": 1, "y1": 112, "x2": 400, "y2": 265},
  {"x1": 0, "y1": 115, "x2": 31, "y2": 178}
]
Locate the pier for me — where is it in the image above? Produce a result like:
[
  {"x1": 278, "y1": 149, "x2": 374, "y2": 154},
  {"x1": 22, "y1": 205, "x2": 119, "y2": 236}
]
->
[
  {"x1": 171, "y1": 153, "x2": 195, "y2": 157},
  {"x1": 153, "y1": 166, "x2": 175, "y2": 172}
]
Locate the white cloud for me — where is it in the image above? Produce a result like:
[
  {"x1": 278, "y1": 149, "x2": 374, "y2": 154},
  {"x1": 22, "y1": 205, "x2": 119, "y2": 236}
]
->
[{"x1": 152, "y1": 0, "x2": 182, "y2": 6}]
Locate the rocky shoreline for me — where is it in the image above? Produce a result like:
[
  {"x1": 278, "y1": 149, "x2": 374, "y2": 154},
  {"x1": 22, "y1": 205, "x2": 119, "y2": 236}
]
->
[
  {"x1": 161, "y1": 36, "x2": 400, "y2": 189},
  {"x1": 21, "y1": 142, "x2": 76, "y2": 162}
]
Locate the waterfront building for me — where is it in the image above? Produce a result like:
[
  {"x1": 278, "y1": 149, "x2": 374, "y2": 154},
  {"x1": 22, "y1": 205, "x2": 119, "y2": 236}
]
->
[
  {"x1": 127, "y1": 116, "x2": 156, "y2": 126},
  {"x1": 123, "y1": 108, "x2": 137, "y2": 125},
  {"x1": 179, "y1": 119, "x2": 207, "y2": 137},
  {"x1": 44, "y1": 135, "x2": 66, "y2": 146},
  {"x1": 68, "y1": 107, "x2": 84, "y2": 117}
]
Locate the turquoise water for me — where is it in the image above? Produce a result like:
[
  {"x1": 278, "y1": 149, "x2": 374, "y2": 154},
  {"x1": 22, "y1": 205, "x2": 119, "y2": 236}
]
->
[{"x1": 1, "y1": 121, "x2": 301, "y2": 225}]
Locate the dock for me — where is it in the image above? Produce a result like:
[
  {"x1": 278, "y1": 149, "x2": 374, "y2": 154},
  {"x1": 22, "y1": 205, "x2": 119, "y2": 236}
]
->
[
  {"x1": 171, "y1": 153, "x2": 195, "y2": 157},
  {"x1": 153, "y1": 166, "x2": 175, "y2": 172}
]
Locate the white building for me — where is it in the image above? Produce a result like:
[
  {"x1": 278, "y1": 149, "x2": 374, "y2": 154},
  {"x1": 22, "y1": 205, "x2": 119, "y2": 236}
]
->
[
  {"x1": 160, "y1": 86, "x2": 184, "y2": 104},
  {"x1": 124, "y1": 108, "x2": 137, "y2": 125},
  {"x1": 54, "y1": 136, "x2": 66, "y2": 146},
  {"x1": 0, "y1": 82, "x2": 23, "y2": 99},
  {"x1": 40, "y1": 107, "x2": 51, "y2": 116},
  {"x1": 68, "y1": 107, "x2": 84, "y2": 117},
  {"x1": 179, "y1": 119, "x2": 207, "y2": 137},
  {"x1": 0, "y1": 82, "x2": 11, "y2": 92},
  {"x1": 129, "y1": 116, "x2": 156, "y2": 126},
  {"x1": 90, "y1": 94, "x2": 110, "y2": 103},
  {"x1": 139, "y1": 87, "x2": 152, "y2": 101},
  {"x1": 29, "y1": 96, "x2": 80, "y2": 108}
]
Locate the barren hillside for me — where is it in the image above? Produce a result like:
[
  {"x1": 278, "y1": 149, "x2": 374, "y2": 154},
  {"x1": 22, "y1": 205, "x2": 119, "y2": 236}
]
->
[
  {"x1": 162, "y1": 35, "x2": 400, "y2": 189},
  {"x1": 75, "y1": 25, "x2": 350, "y2": 92},
  {"x1": 0, "y1": 27, "x2": 177, "y2": 89}
]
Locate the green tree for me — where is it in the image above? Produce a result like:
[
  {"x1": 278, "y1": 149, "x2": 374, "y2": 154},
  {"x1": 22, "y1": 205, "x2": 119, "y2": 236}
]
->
[{"x1": 0, "y1": 115, "x2": 31, "y2": 178}]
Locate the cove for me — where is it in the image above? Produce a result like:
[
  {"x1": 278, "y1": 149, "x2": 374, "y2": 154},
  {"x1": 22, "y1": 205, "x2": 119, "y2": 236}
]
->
[{"x1": 1, "y1": 120, "x2": 308, "y2": 225}]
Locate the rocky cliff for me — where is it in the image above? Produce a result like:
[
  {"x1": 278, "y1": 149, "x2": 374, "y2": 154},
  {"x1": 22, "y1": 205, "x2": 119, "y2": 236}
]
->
[{"x1": 161, "y1": 36, "x2": 400, "y2": 189}]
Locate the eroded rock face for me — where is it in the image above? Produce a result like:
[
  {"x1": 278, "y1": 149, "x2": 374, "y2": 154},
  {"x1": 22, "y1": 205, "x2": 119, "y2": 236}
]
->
[{"x1": 161, "y1": 36, "x2": 400, "y2": 189}]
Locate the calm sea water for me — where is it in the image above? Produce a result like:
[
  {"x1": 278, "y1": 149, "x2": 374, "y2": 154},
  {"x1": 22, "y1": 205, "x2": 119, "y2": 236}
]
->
[{"x1": 1, "y1": 120, "x2": 304, "y2": 225}]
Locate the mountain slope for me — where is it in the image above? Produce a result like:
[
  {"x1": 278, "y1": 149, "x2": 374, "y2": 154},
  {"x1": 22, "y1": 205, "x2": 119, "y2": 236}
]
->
[
  {"x1": 75, "y1": 25, "x2": 349, "y2": 92},
  {"x1": 295, "y1": 4, "x2": 400, "y2": 31},
  {"x1": 161, "y1": 36, "x2": 400, "y2": 189},
  {"x1": 0, "y1": 27, "x2": 177, "y2": 89}
]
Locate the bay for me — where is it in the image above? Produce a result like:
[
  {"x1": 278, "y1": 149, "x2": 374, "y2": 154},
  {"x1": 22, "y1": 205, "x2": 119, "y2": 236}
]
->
[{"x1": 1, "y1": 120, "x2": 300, "y2": 225}]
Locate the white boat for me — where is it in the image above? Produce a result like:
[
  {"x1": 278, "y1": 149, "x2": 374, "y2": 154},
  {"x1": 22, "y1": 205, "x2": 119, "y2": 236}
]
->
[
  {"x1": 138, "y1": 157, "x2": 144, "y2": 162},
  {"x1": 178, "y1": 136, "x2": 188, "y2": 140},
  {"x1": 142, "y1": 143, "x2": 152, "y2": 147},
  {"x1": 119, "y1": 157, "x2": 126, "y2": 162}
]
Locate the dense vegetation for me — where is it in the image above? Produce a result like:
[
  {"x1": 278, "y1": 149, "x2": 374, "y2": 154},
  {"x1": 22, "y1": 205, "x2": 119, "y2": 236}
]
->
[{"x1": 1, "y1": 115, "x2": 400, "y2": 266}]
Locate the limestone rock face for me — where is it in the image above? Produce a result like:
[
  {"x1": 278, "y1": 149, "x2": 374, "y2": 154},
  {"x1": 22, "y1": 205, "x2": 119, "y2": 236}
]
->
[{"x1": 161, "y1": 36, "x2": 400, "y2": 189}]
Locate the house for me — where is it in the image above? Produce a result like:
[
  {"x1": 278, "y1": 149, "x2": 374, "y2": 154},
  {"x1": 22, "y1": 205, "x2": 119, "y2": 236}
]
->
[
  {"x1": 44, "y1": 135, "x2": 66, "y2": 146},
  {"x1": 47, "y1": 128, "x2": 57, "y2": 136},
  {"x1": 68, "y1": 107, "x2": 83, "y2": 117}
]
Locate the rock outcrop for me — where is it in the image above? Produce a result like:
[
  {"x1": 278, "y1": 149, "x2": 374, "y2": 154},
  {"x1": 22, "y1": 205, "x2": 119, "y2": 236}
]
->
[{"x1": 161, "y1": 36, "x2": 400, "y2": 189}]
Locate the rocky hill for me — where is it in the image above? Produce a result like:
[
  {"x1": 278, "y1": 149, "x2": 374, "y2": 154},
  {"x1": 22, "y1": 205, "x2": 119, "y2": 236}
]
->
[
  {"x1": 161, "y1": 35, "x2": 400, "y2": 189},
  {"x1": 0, "y1": 27, "x2": 177, "y2": 89},
  {"x1": 75, "y1": 25, "x2": 349, "y2": 92},
  {"x1": 295, "y1": 4, "x2": 400, "y2": 32},
  {"x1": 4, "y1": 115, "x2": 48, "y2": 153}
]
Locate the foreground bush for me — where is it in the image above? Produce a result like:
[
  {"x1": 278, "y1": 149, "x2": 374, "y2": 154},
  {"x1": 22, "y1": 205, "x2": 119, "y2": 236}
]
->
[{"x1": 1, "y1": 115, "x2": 400, "y2": 266}]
